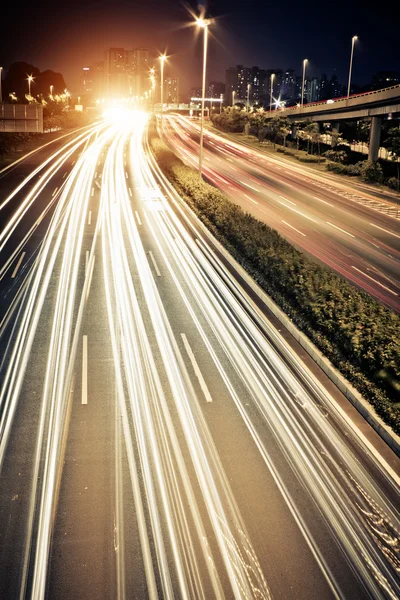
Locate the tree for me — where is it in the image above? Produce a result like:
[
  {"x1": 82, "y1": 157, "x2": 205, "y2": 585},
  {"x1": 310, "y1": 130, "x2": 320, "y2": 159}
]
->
[
  {"x1": 385, "y1": 127, "x2": 400, "y2": 190},
  {"x1": 3, "y1": 63, "x2": 67, "y2": 104}
]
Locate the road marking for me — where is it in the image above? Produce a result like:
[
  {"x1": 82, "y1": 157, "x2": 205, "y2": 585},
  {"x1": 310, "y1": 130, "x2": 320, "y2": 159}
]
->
[
  {"x1": 326, "y1": 221, "x2": 355, "y2": 238},
  {"x1": 128, "y1": 188, "x2": 132, "y2": 197},
  {"x1": 71, "y1": 160, "x2": 75, "y2": 166},
  {"x1": 11, "y1": 252, "x2": 26, "y2": 278},
  {"x1": 95, "y1": 172, "x2": 97, "y2": 178},
  {"x1": 314, "y1": 196, "x2": 334, "y2": 207},
  {"x1": 240, "y1": 180, "x2": 259, "y2": 192},
  {"x1": 148, "y1": 251, "x2": 161, "y2": 276},
  {"x1": 85, "y1": 250, "x2": 89, "y2": 275},
  {"x1": 63, "y1": 171, "x2": 68, "y2": 179},
  {"x1": 125, "y1": 172, "x2": 128, "y2": 179},
  {"x1": 281, "y1": 220, "x2": 306, "y2": 237},
  {"x1": 82, "y1": 336, "x2": 88, "y2": 404},
  {"x1": 181, "y1": 334, "x2": 212, "y2": 403},
  {"x1": 91, "y1": 187, "x2": 94, "y2": 196},
  {"x1": 135, "y1": 211, "x2": 142, "y2": 225},
  {"x1": 370, "y1": 223, "x2": 400, "y2": 239},
  {"x1": 351, "y1": 266, "x2": 398, "y2": 295},
  {"x1": 124, "y1": 161, "x2": 127, "y2": 166},
  {"x1": 98, "y1": 161, "x2": 101, "y2": 166},
  {"x1": 88, "y1": 211, "x2": 92, "y2": 225},
  {"x1": 279, "y1": 195, "x2": 296, "y2": 206},
  {"x1": 243, "y1": 193, "x2": 259, "y2": 205},
  {"x1": 280, "y1": 203, "x2": 318, "y2": 223},
  {"x1": 52, "y1": 187, "x2": 58, "y2": 197}
]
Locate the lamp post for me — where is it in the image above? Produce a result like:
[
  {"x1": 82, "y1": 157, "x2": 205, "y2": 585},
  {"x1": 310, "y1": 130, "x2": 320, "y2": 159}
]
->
[
  {"x1": 301, "y1": 59, "x2": 308, "y2": 107},
  {"x1": 0, "y1": 67, "x2": 3, "y2": 103},
  {"x1": 247, "y1": 83, "x2": 251, "y2": 112},
  {"x1": 347, "y1": 35, "x2": 358, "y2": 99},
  {"x1": 196, "y1": 16, "x2": 211, "y2": 176},
  {"x1": 269, "y1": 73, "x2": 275, "y2": 113},
  {"x1": 232, "y1": 90, "x2": 236, "y2": 106},
  {"x1": 149, "y1": 67, "x2": 156, "y2": 114},
  {"x1": 50, "y1": 84, "x2": 54, "y2": 98},
  {"x1": 159, "y1": 55, "x2": 166, "y2": 131},
  {"x1": 27, "y1": 75, "x2": 34, "y2": 100}
]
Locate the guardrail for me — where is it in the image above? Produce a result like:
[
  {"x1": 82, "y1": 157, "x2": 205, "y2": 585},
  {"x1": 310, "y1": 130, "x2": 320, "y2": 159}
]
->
[{"x1": 280, "y1": 83, "x2": 400, "y2": 113}]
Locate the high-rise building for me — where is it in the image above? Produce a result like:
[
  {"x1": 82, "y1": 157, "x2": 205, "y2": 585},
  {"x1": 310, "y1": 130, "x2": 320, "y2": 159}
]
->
[
  {"x1": 248, "y1": 67, "x2": 268, "y2": 105},
  {"x1": 371, "y1": 71, "x2": 399, "y2": 90},
  {"x1": 225, "y1": 65, "x2": 252, "y2": 104},
  {"x1": 281, "y1": 69, "x2": 296, "y2": 101},
  {"x1": 132, "y1": 48, "x2": 149, "y2": 97},
  {"x1": 103, "y1": 47, "x2": 149, "y2": 98},
  {"x1": 105, "y1": 48, "x2": 129, "y2": 97},
  {"x1": 165, "y1": 76, "x2": 179, "y2": 104},
  {"x1": 80, "y1": 63, "x2": 104, "y2": 99}
]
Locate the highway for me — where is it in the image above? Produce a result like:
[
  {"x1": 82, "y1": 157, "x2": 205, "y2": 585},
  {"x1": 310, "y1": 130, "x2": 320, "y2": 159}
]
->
[
  {"x1": 0, "y1": 111, "x2": 400, "y2": 599},
  {"x1": 162, "y1": 114, "x2": 400, "y2": 312}
]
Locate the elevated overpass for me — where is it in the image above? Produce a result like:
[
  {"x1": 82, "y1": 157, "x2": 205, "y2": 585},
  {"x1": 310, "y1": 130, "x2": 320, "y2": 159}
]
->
[{"x1": 278, "y1": 85, "x2": 400, "y2": 161}]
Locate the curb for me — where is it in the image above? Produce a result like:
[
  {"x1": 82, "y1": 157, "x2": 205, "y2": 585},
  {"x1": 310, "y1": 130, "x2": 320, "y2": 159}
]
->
[{"x1": 147, "y1": 131, "x2": 400, "y2": 457}]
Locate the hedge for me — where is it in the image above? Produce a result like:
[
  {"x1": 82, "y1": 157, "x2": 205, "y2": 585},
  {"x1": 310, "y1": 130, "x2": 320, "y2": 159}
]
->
[{"x1": 148, "y1": 126, "x2": 400, "y2": 434}]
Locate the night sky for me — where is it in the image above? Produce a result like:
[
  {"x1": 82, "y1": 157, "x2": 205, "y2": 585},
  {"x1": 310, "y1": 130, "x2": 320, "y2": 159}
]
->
[{"x1": 1, "y1": 0, "x2": 399, "y2": 94}]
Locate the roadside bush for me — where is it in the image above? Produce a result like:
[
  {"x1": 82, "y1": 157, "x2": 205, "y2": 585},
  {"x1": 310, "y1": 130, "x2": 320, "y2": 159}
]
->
[
  {"x1": 149, "y1": 125, "x2": 400, "y2": 434},
  {"x1": 327, "y1": 162, "x2": 361, "y2": 176},
  {"x1": 359, "y1": 160, "x2": 384, "y2": 183},
  {"x1": 296, "y1": 155, "x2": 326, "y2": 163},
  {"x1": 323, "y1": 149, "x2": 348, "y2": 163},
  {"x1": 387, "y1": 176, "x2": 399, "y2": 191}
]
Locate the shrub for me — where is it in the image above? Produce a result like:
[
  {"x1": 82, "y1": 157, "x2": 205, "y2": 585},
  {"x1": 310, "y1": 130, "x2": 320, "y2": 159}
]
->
[
  {"x1": 296, "y1": 155, "x2": 326, "y2": 163},
  {"x1": 148, "y1": 125, "x2": 400, "y2": 433},
  {"x1": 323, "y1": 149, "x2": 347, "y2": 163},
  {"x1": 387, "y1": 176, "x2": 399, "y2": 191},
  {"x1": 359, "y1": 160, "x2": 384, "y2": 183}
]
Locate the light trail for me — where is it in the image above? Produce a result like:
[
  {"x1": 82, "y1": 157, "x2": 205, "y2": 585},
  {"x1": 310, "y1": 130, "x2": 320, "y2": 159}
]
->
[
  {"x1": 0, "y1": 111, "x2": 399, "y2": 599},
  {"x1": 161, "y1": 114, "x2": 400, "y2": 311},
  {"x1": 0, "y1": 123, "x2": 115, "y2": 598},
  {"x1": 144, "y1": 121, "x2": 400, "y2": 599}
]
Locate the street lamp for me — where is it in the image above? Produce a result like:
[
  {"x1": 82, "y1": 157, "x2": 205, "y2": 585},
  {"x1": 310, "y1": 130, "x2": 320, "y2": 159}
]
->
[
  {"x1": 269, "y1": 73, "x2": 275, "y2": 113},
  {"x1": 27, "y1": 74, "x2": 34, "y2": 100},
  {"x1": 301, "y1": 59, "x2": 308, "y2": 107},
  {"x1": 196, "y1": 16, "x2": 212, "y2": 176},
  {"x1": 232, "y1": 90, "x2": 236, "y2": 106},
  {"x1": 159, "y1": 54, "x2": 166, "y2": 131},
  {"x1": 50, "y1": 84, "x2": 54, "y2": 97},
  {"x1": 247, "y1": 83, "x2": 251, "y2": 112},
  {"x1": 347, "y1": 35, "x2": 358, "y2": 99},
  {"x1": 0, "y1": 67, "x2": 3, "y2": 104}
]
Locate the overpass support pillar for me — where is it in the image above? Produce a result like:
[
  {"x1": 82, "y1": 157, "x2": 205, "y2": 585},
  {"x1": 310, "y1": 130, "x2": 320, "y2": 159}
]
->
[
  {"x1": 368, "y1": 116, "x2": 382, "y2": 162},
  {"x1": 291, "y1": 123, "x2": 297, "y2": 138},
  {"x1": 332, "y1": 122, "x2": 340, "y2": 147}
]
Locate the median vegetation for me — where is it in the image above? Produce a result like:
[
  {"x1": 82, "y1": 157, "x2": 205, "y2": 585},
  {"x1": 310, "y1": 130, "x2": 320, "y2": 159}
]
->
[
  {"x1": 210, "y1": 108, "x2": 400, "y2": 193},
  {"x1": 148, "y1": 123, "x2": 400, "y2": 434}
]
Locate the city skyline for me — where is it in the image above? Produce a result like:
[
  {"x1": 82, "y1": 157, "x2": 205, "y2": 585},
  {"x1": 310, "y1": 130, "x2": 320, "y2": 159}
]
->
[{"x1": 0, "y1": 0, "x2": 398, "y2": 95}]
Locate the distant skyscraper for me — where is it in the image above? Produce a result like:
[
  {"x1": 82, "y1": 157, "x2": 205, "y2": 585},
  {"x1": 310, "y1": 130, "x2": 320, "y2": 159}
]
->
[
  {"x1": 103, "y1": 47, "x2": 149, "y2": 98},
  {"x1": 371, "y1": 71, "x2": 399, "y2": 90},
  {"x1": 281, "y1": 69, "x2": 296, "y2": 101},
  {"x1": 165, "y1": 76, "x2": 179, "y2": 104},
  {"x1": 225, "y1": 65, "x2": 254, "y2": 105},
  {"x1": 132, "y1": 48, "x2": 149, "y2": 97},
  {"x1": 248, "y1": 67, "x2": 268, "y2": 104},
  {"x1": 105, "y1": 48, "x2": 128, "y2": 97}
]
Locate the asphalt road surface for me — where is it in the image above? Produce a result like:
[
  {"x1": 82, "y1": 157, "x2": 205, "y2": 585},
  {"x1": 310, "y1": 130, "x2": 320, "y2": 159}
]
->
[
  {"x1": 162, "y1": 114, "x2": 400, "y2": 313},
  {"x1": 0, "y1": 113, "x2": 399, "y2": 599}
]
